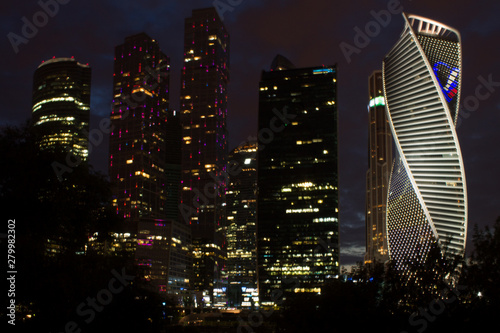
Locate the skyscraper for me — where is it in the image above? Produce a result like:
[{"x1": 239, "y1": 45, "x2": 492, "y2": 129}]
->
[
  {"x1": 364, "y1": 70, "x2": 392, "y2": 265},
  {"x1": 109, "y1": 32, "x2": 175, "y2": 225},
  {"x1": 383, "y1": 14, "x2": 467, "y2": 273},
  {"x1": 180, "y1": 8, "x2": 230, "y2": 298},
  {"x1": 135, "y1": 218, "x2": 192, "y2": 300},
  {"x1": 257, "y1": 56, "x2": 339, "y2": 304},
  {"x1": 226, "y1": 141, "x2": 258, "y2": 307},
  {"x1": 32, "y1": 57, "x2": 91, "y2": 160},
  {"x1": 109, "y1": 33, "x2": 186, "y2": 294}
]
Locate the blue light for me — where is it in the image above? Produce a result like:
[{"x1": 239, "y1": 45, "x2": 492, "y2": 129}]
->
[
  {"x1": 433, "y1": 61, "x2": 459, "y2": 102},
  {"x1": 313, "y1": 68, "x2": 333, "y2": 74}
]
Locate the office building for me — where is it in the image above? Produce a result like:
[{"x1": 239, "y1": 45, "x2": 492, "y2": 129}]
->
[
  {"x1": 226, "y1": 141, "x2": 258, "y2": 307},
  {"x1": 109, "y1": 33, "x2": 185, "y2": 294},
  {"x1": 383, "y1": 14, "x2": 467, "y2": 273},
  {"x1": 109, "y1": 32, "x2": 178, "y2": 226},
  {"x1": 180, "y1": 8, "x2": 230, "y2": 298},
  {"x1": 136, "y1": 218, "x2": 192, "y2": 300},
  {"x1": 31, "y1": 57, "x2": 91, "y2": 160},
  {"x1": 364, "y1": 70, "x2": 392, "y2": 265},
  {"x1": 257, "y1": 55, "x2": 339, "y2": 304}
]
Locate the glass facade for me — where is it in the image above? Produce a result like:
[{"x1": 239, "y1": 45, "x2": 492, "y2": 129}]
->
[
  {"x1": 383, "y1": 14, "x2": 467, "y2": 273},
  {"x1": 109, "y1": 32, "x2": 178, "y2": 225},
  {"x1": 109, "y1": 33, "x2": 186, "y2": 295},
  {"x1": 32, "y1": 57, "x2": 91, "y2": 160},
  {"x1": 364, "y1": 70, "x2": 392, "y2": 265},
  {"x1": 135, "y1": 218, "x2": 192, "y2": 299},
  {"x1": 226, "y1": 141, "x2": 258, "y2": 307},
  {"x1": 257, "y1": 56, "x2": 339, "y2": 304},
  {"x1": 180, "y1": 8, "x2": 229, "y2": 295}
]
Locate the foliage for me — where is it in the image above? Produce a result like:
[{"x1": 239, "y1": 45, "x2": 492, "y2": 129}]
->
[{"x1": 1, "y1": 123, "x2": 165, "y2": 332}]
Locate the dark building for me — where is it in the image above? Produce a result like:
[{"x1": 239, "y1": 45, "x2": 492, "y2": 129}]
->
[
  {"x1": 226, "y1": 141, "x2": 258, "y2": 307},
  {"x1": 32, "y1": 57, "x2": 91, "y2": 160},
  {"x1": 108, "y1": 33, "x2": 185, "y2": 294},
  {"x1": 257, "y1": 56, "x2": 339, "y2": 304},
  {"x1": 135, "y1": 218, "x2": 192, "y2": 301},
  {"x1": 180, "y1": 8, "x2": 230, "y2": 301},
  {"x1": 109, "y1": 32, "x2": 179, "y2": 226},
  {"x1": 364, "y1": 70, "x2": 392, "y2": 265}
]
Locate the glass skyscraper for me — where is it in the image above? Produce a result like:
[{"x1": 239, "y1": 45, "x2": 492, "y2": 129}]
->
[
  {"x1": 226, "y1": 141, "x2": 258, "y2": 307},
  {"x1": 383, "y1": 14, "x2": 467, "y2": 273},
  {"x1": 180, "y1": 8, "x2": 229, "y2": 299},
  {"x1": 109, "y1": 32, "x2": 175, "y2": 225},
  {"x1": 109, "y1": 33, "x2": 187, "y2": 295},
  {"x1": 364, "y1": 70, "x2": 392, "y2": 265},
  {"x1": 32, "y1": 57, "x2": 91, "y2": 160},
  {"x1": 257, "y1": 55, "x2": 339, "y2": 304},
  {"x1": 135, "y1": 218, "x2": 192, "y2": 300}
]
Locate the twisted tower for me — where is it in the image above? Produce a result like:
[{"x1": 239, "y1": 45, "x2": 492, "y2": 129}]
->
[{"x1": 383, "y1": 14, "x2": 467, "y2": 270}]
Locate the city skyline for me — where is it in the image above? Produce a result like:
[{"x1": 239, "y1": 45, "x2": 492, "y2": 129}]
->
[{"x1": 2, "y1": 0, "x2": 499, "y2": 267}]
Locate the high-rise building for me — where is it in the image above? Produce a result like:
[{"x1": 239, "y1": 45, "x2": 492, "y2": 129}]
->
[
  {"x1": 226, "y1": 141, "x2": 258, "y2": 307},
  {"x1": 88, "y1": 231, "x2": 137, "y2": 257},
  {"x1": 257, "y1": 55, "x2": 339, "y2": 304},
  {"x1": 31, "y1": 57, "x2": 91, "y2": 256},
  {"x1": 109, "y1": 32, "x2": 177, "y2": 226},
  {"x1": 364, "y1": 70, "x2": 392, "y2": 265},
  {"x1": 383, "y1": 14, "x2": 467, "y2": 273},
  {"x1": 109, "y1": 33, "x2": 186, "y2": 294},
  {"x1": 31, "y1": 57, "x2": 91, "y2": 160},
  {"x1": 135, "y1": 218, "x2": 192, "y2": 301},
  {"x1": 180, "y1": 8, "x2": 230, "y2": 297}
]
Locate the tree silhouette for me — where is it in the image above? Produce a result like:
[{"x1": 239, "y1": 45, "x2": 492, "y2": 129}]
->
[{"x1": 1, "y1": 123, "x2": 164, "y2": 332}]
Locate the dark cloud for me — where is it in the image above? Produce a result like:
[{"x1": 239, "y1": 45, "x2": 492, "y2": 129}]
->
[{"x1": 1, "y1": 0, "x2": 499, "y2": 267}]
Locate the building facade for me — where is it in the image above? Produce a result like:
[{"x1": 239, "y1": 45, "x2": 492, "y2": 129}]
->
[
  {"x1": 383, "y1": 14, "x2": 467, "y2": 272},
  {"x1": 180, "y1": 8, "x2": 230, "y2": 297},
  {"x1": 108, "y1": 33, "x2": 185, "y2": 294},
  {"x1": 226, "y1": 141, "x2": 258, "y2": 307},
  {"x1": 109, "y1": 32, "x2": 177, "y2": 226},
  {"x1": 32, "y1": 57, "x2": 91, "y2": 160},
  {"x1": 364, "y1": 70, "x2": 392, "y2": 265},
  {"x1": 257, "y1": 56, "x2": 339, "y2": 304},
  {"x1": 135, "y1": 218, "x2": 192, "y2": 300}
]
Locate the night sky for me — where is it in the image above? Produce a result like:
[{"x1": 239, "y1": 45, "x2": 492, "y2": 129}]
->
[{"x1": 1, "y1": 0, "x2": 499, "y2": 267}]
